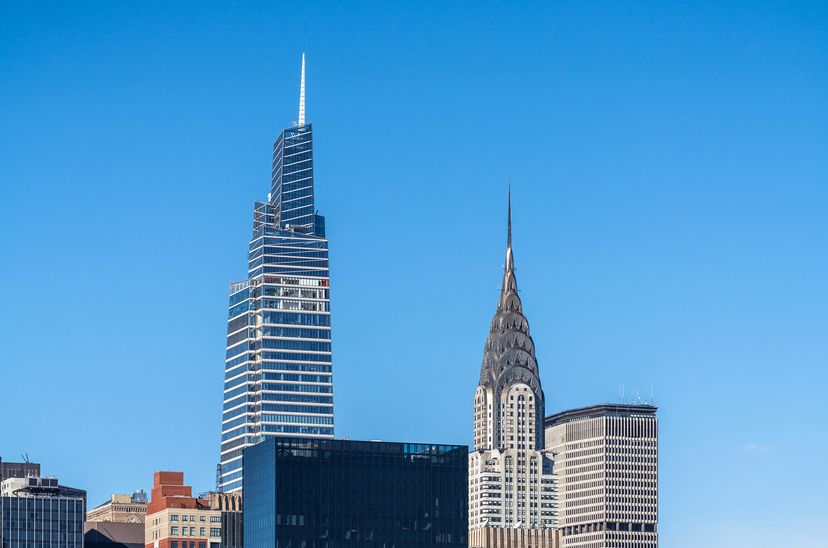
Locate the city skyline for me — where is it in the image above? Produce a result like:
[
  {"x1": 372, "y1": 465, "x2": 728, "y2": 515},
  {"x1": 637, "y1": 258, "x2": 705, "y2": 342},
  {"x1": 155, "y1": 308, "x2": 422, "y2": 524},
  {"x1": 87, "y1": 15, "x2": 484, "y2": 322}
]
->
[{"x1": 3, "y1": 3, "x2": 827, "y2": 547}]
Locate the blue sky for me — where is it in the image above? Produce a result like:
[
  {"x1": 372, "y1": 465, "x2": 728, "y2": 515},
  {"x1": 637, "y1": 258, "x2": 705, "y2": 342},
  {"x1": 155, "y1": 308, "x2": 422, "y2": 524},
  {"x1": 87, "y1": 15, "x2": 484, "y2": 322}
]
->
[{"x1": 1, "y1": 1, "x2": 826, "y2": 546}]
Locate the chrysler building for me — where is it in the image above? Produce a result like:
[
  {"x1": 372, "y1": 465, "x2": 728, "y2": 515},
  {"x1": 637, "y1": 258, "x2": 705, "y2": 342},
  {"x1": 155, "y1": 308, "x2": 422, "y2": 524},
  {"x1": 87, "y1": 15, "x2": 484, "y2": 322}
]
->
[{"x1": 468, "y1": 193, "x2": 557, "y2": 548}]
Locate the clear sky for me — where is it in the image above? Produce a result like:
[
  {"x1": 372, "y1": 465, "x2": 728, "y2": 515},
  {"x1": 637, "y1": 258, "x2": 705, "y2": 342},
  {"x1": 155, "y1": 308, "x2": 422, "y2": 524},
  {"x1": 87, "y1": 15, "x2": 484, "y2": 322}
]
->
[{"x1": 2, "y1": 1, "x2": 826, "y2": 546}]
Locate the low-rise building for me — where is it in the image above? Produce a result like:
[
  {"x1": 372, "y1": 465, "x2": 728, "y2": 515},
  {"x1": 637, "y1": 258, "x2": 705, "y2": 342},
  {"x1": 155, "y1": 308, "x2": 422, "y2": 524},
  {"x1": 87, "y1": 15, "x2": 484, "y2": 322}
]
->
[
  {"x1": 1, "y1": 475, "x2": 86, "y2": 548},
  {"x1": 145, "y1": 472, "x2": 221, "y2": 548},
  {"x1": 87, "y1": 490, "x2": 148, "y2": 523}
]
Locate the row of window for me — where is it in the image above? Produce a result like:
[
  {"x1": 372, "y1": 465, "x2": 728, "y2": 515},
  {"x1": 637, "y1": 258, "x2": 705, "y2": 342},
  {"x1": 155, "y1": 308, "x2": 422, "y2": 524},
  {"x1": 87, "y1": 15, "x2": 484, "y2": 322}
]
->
[
  {"x1": 260, "y1": 413, "x2": 334, "y2": 425},
  {"x1": 169, "y1": 526, "x2": 212, "y2": 537}
]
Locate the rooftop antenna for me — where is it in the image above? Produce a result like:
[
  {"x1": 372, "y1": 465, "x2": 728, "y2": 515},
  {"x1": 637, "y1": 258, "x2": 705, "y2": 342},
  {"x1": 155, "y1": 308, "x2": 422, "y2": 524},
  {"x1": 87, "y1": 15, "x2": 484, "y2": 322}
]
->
[
  {"x1": 298, "y1": 52, "x2": 306, "y2": 126},
  {"x1": 21, "y1": 453, "x2": 30, "y2": 464}
]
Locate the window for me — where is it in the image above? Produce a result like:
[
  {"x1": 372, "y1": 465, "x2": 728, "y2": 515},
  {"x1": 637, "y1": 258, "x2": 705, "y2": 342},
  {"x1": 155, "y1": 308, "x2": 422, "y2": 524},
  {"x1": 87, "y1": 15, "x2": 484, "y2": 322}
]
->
[
  {"x1": 199, "y1": 516, "x2": 206, "y2": 522},
  {"x1": 190, "y1": 527, "x2": 196, "y2": 536},
  {"x1": 190, "y1": 515, "x2": 196, "y2": 522},
  {"x1": 210, "y1": 528, "x2": 221, "y2": 537},
  {"x1": 171, "y1": 527, "x2": 179, "y2": 535},
  {"x1": 171, "y1": 542, "x2": 178, "y2": 548},
  {"x1": 171, "y1": 515, "x2": 179, "y2": 521},
  {"x1": 210, "y1": 516, "x2": 221, "y2": 523},
  {"x1": 200, "y1": 528, "x2": 206, "y2": 536}
]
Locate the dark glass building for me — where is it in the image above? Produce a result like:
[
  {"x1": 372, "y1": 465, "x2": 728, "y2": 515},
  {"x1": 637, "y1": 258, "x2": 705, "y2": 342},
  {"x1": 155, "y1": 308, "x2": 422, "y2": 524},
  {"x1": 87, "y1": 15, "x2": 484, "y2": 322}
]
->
[
  {"x1": 218, "y1": 54, "x2": 334, "y2": 493},
  {"x1": 1, "y1": 476, "x2": 86, "y2": 548},
  {"x1": 243, "y1": 438, "x2": 468, "y2": 548}
]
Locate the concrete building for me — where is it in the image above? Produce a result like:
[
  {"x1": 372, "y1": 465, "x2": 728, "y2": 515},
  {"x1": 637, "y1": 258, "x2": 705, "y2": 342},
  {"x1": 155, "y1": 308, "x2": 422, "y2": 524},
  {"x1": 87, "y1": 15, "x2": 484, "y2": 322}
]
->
[
  {"x1": 145, "y1": 472, "x2": 221, "y2": 548},
  {"x1": 1, "y1": 475, "x2": 86, "y2": 548},
  {"x1": 545, "y1": 404, "x2": 658, "y2": 548},
  {"x1": 87, "y1": 490, "x2": 148, "y2": 523},
  {"x1": 207, "y1": 493, "x2": 242, "y2": 548},
  {"x1": 468, "y1": 196, "x2": 557, "y2": 548}
]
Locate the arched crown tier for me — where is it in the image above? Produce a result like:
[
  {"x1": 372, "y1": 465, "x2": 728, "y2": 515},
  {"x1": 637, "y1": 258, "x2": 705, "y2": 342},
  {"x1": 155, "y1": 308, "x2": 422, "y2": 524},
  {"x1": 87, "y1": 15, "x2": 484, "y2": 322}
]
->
[{"x1": 474, "y1": 192, "x2": 546, "y2": 450}]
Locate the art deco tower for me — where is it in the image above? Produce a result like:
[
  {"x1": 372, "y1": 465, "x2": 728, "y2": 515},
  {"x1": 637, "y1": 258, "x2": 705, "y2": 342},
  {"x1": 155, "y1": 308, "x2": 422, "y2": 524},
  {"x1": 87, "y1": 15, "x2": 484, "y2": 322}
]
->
[
  {"x1": 217, "y1": 54, "x2": 334, "y2": 493},
  {"x1": 468, "y1": 194, "x2": 557, "y2": 548}
]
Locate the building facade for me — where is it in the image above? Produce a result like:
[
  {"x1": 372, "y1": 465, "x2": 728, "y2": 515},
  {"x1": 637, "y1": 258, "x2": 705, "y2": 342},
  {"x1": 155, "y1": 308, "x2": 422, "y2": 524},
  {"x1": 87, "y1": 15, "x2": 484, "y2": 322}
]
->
[
  {"x1": 144, "y1": 472, "x2": 221, "y2": 548},
  {"x1": 468, "y1": 197, "x2": 557, "y2": 548},
  {"x1": 0, "y1": 460, "x2": 40, "y2": 482},
  {"x1": 544, "y1": 404, "x2": 658, "y2": 548},
  {"x1": 207, "y1": 493, "x2": 242, "y2": 548},
  {"x1": 218, "y1": 54, "x2": 334, "y2": 493},
  {"x1": 87, "y1": 490, "x2": 148, "y2": 523},
  {"x1": 1, "y1": 475, "x2": 86, "y2": 548},
  {"x1": 243, "y1": 437, "x2": 468, "y2": 548}
]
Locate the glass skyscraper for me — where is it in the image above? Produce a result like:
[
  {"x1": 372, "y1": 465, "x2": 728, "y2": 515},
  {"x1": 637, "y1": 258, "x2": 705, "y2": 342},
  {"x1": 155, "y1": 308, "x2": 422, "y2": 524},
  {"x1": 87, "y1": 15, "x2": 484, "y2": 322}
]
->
[{"x1": 218, "y1": 54, "x2": 334, "y2": 493}]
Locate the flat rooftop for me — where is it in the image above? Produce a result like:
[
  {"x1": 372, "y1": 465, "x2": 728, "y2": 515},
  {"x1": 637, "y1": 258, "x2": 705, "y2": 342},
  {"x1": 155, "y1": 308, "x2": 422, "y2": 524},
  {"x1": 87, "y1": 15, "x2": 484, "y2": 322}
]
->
[{"x1": 545, "y1": 402, "x2": 658, "y2": 426}]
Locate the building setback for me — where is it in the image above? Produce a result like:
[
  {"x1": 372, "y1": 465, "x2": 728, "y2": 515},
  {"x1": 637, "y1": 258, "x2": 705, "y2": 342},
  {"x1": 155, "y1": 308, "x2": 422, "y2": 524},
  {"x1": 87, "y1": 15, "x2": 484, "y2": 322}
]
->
[
  {"x1": 144, "y1": 472, "x2": 221, "y2": 548},
  {"x1": 1, "y1": 475, "x2": 86, "y2": 548},
  {"x1": 468, "y1": 195, "x2": 557, "y2": 548},
  {"x1": 544, "y1": 404, "x2": 658, "y2": 548},
  {"x1": 243, "y1": 437, "x2": 468, "y2": 548},
  {"x1": 218, "y1": 53, "x2": 334, "y2": 494}
]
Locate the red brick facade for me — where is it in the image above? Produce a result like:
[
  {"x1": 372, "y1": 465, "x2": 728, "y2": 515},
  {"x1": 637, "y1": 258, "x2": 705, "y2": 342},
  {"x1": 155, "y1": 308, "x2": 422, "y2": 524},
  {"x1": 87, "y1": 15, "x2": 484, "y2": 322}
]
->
[{"x1": 145, "y1": 471, "x2": 216, "y2": 548}]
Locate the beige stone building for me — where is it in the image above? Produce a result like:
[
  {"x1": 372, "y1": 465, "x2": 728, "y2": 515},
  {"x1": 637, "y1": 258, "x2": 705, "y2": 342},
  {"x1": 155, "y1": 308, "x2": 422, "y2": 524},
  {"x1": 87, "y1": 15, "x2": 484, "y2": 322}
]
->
[
  {"x1": 468, "y1": 199, "x2": 557, "y2": 548},
  {"x1": 544, "y1": 404, "x2": 658, "y2": 547},
  {"x1": 87, "y1": 490, "x2": 148, "y2": 524},
  {"x1": 144, "y1": 472, "x2": 222, "y2": 548}
]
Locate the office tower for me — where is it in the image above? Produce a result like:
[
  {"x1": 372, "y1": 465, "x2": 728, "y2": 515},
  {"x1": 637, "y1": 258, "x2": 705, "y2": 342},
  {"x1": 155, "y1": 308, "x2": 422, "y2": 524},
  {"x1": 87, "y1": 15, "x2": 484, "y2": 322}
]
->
[
  {"x1": 87, "y1": 490, "x2": 148, "y2": 523},
  {"x1": 218, "y1": 53, "x2": 334, "y2": 493},
  {"x1": 1, "y1": 475, "x2": 86, "y2": 548},
  {"x1": 207, "y1": 493, "x2": 243, "y2": 548},
  {"x1": 243, "y1": 438, "x2": 468, "y2": 548},
  {"x1": 544, "y1": 404, "x2": 658, "y2": 548},
  {"x1": 468, "y1": 195, "x2": 558, "y2": 548},
  {"x1": 144, "y1": 472, "x2": 222, "y2": 548},
  {"x1": 0, "y1": 459, "x2": 40, "y2": 482}
]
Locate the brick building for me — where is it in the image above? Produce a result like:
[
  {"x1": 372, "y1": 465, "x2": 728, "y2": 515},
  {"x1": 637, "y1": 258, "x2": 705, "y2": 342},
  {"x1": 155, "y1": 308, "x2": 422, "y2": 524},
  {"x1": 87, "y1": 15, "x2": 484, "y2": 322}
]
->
[{"x1": 145, "y1": 472, "x2": 221, "y2": 548}]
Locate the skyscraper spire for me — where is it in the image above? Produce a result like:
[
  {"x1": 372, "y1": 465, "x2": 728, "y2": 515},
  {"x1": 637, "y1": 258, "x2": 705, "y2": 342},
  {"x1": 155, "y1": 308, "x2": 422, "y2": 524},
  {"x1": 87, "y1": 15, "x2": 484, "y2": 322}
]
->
[
  {"x1": 298, "y1": 52, "x2": 306, "y2": 126},
  {"x1": 505, "y1": 184, "x2": 514, "y2": 273}
]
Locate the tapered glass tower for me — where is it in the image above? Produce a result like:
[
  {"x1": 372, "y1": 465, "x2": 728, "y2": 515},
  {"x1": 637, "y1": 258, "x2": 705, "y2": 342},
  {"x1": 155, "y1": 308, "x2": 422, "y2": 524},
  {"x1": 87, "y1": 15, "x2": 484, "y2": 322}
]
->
[{"x1": 217, "y1": 54, "x2": 334, "y2": 493}]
